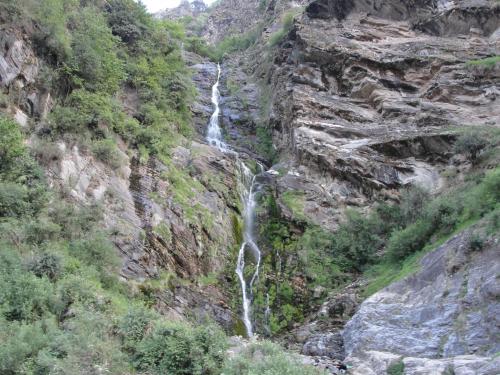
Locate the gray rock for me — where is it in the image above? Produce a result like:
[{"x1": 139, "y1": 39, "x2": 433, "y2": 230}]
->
[
  {"x1": 342, "y1": 231, "x2": 500, "y2": 373},
  {"x1": 302, "y1": 332, "x2": 345, "y2": 360}
]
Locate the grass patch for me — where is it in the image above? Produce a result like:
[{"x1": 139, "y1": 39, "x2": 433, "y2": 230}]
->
[
  {"x1": 466, "y1": 55, "x2": 500, "y2": 68},
  {"x1": 268, "y1": 8, "x2": 303, "y2": 47},
  {"x1": 281, "y1": 190, "x2": 306, "y2": 221}
]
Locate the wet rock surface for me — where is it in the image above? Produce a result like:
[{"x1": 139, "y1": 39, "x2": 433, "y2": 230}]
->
[{"x1": 185, "y1": 51, "x2": 218, "y2": 137}]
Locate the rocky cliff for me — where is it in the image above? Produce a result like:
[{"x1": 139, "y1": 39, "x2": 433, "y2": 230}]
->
[
  {"x1": 267, "y1": 0, "x2": 499, "y2": 225},
  {"x1": 1, "y1": 0, "x2": 499, "y2": 373}
]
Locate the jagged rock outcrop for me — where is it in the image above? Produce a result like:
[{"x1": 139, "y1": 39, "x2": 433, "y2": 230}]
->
[
  {"x1": 267, "y1": 0, "x2": 499, "y2": 227},
  {"x1": 343, "y1": 228, "x2": 500, "y2": 374}
]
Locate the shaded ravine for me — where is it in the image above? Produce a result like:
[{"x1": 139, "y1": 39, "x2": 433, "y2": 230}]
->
[{"x1": 206, "y1": 63, "x2": 263, "y2": 337}]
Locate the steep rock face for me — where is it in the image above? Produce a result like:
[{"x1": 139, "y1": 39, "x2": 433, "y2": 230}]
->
[
  {"x1": 203, "y1": 0, "x2": 261, "y2": 43},
  {"x1": 186, "y1": 52, "x2": 218, "y2": 136},
  {"x1": 268, "y1": 0, "x2": 499, "y2": 227},
  {"x1": 219, "y1": 54, "x2": 267, "y2": 160},
  {"x1": 0, "y1": 27, "x2": 242, "y2": 330},
  {"x1": 0, "y1": 29, "x2": 53, "y2": 125},
  {"x1": 343, "y1": 229, "x2": 500, "y2": 374}
]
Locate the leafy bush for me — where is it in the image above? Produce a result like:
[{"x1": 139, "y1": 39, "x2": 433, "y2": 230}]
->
[
  {"x1": 119, "y1": 306, "x2": 158, "y2": 350},
  {"x1": 386, "y1": 220, "x2": 432, "y2": 261},
  {"x1": 387, "y1": 359, "x2": 405, "y2": 375},
  {"x1": 453, "y1": 130, "x2": 489, "y2": 163},
  {"x1": 69, "y1": 7, "x2": 125, "y2": 93},
  {"x1": 91, "y1": 138, "x2": 126, "y2": 169},
  {"x1": 0, "y1": 250, "x2": 55, "y2": 322},
  {"x1": 134, "y1": 321, "x2": 227, "y2": 375},
  {"x1": 68, "y1": 234, "x2": 121, "y2": 287},
  {"x1": 50, "y1": 89, "x2": 122, "y2": 134},
  {"x1": 469, "y1": 233, "x2": 484, "y2": 252},
  {"x1": 28, "y1": 253, "x2": 63, "y2": 281},
  {"x1": 185, "y1": 36, "x2": 217, "y2": 60},
  {"x1": 0, "y1": 182, "x2": 30, "y2": 218},
  {"x1": 29, "y1": 0, "x2": 74, "y2": 63},
  {"x1": 0, "y1": 317, "x2": 58, "y2": 375},
  {"x1": 0, "y1": 116, "x2": 24, "y2": 168},
  {"x1": 106, "y1": 0, "x2": 152, "y2": 46}
]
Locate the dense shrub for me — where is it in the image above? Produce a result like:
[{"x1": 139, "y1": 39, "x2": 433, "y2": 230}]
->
[
  {"x1": 0, "y1": 116, "x2": 24, "y2": 168},
  {"x1": 387, "y1": 360, "x2": 405, "y2": 375},
  {"x1": 0, "y1": 3, "x2": 230, "y2": 374},
  {"x1": 68, "y1": 234, "x2": 121, "y2": 286},
  {"x1": 386, "y1": 220, "x2": 432, "y2": 261},
  {"x1": 0, "y1": 249, "x2": 55, "y2": 322},
  {"x1": 69, "y1": 7, "x2": 125, "y2": 93},
  {"x1": 134, "y1": 321, "x2": 227, "y2": 375},
  {"x1": 28, "y1": 253, "x2": 63, "y2": 281},
  {"x1": 453, "y1": 130, "x2": 489, "y2": 163},
  {"x1": 106, "y1": 0, "x2": 152, "y2": 46},
  {"x1": 119, "y1": 306, "x2": 158, "y2": 350},
  {"x1": 91, "y1": 138, "x2": 125, "y2": 169}
]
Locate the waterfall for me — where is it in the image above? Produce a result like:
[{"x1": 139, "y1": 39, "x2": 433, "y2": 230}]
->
[
  {"x1": 235, "y1": 163, "x2": 262, "y2": 337},
  {"x1": 205, "y1": 63, "x2": 262, "y2": 337},
  {"x1": 206, "y1": 63, "x2": 227, "y2": 152}
]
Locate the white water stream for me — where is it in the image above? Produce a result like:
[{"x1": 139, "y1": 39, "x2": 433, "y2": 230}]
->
[
  {"x1": 206, "y1": 63, "x2": 262, "y2": 337},
  {"x1": 206, "y1": 64, "x2": 228, "y2": 152}
]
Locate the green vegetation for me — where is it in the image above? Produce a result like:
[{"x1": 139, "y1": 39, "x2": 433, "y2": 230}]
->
[
  {"x1": 0, "y1": 2, "x2": 236, "y2": 373},
  {"x1": 281, "y1": 190, "x2": 307, "y2": 221},
  {"x1": 223, "y1": 340, "x2": 326, "y2": 375},
  {"x1": 453, "y1": 126, "x2": 500, "y2": 164},
  {"x1": 466, "y1": 55, "x2": 500, "y2": 68},
  {"x1": 134, "y1": 321, "x2": 227, "y2": 375},
  {"x1": 268, "y1": 8, "x2": 302, "y2": 46},
  {"x1": 387, "y1": 359, "x2": 405, "y2": 375},
  {"x1": 213, "y1": 25, "x2": 263, "y2": 60},
  {"x1": 185, "y1": 22, "x2": 265, "y2": 61},
  {"x1": 5, "y1": 0, "x2": 195, "y2": 168},
  {"x1": 91, "y1": 138, "x2": 125, "y2": 169},
  {"x1": 364, "y1": 167, "x2": 500, "y2": 296}
]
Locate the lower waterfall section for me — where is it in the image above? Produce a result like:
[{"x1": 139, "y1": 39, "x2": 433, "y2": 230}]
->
[{"x1": 235, "y1": 162, "x2": 263, "y2": 337}]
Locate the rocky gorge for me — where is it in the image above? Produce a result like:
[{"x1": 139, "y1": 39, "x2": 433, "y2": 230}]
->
[{"x1": 0, "y1": 0, "x2": 499, "y2": 374}]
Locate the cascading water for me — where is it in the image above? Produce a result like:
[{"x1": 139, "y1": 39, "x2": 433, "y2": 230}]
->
[
  {"x1": 206, "y1": 63, "x2": 227, "y2": 152},
  {"x1": 235, "y1": 163, "x2": 262, "y2": 337},
  {"x1": 206, "y1": 63, "x2": 262, "y2": 337}
]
